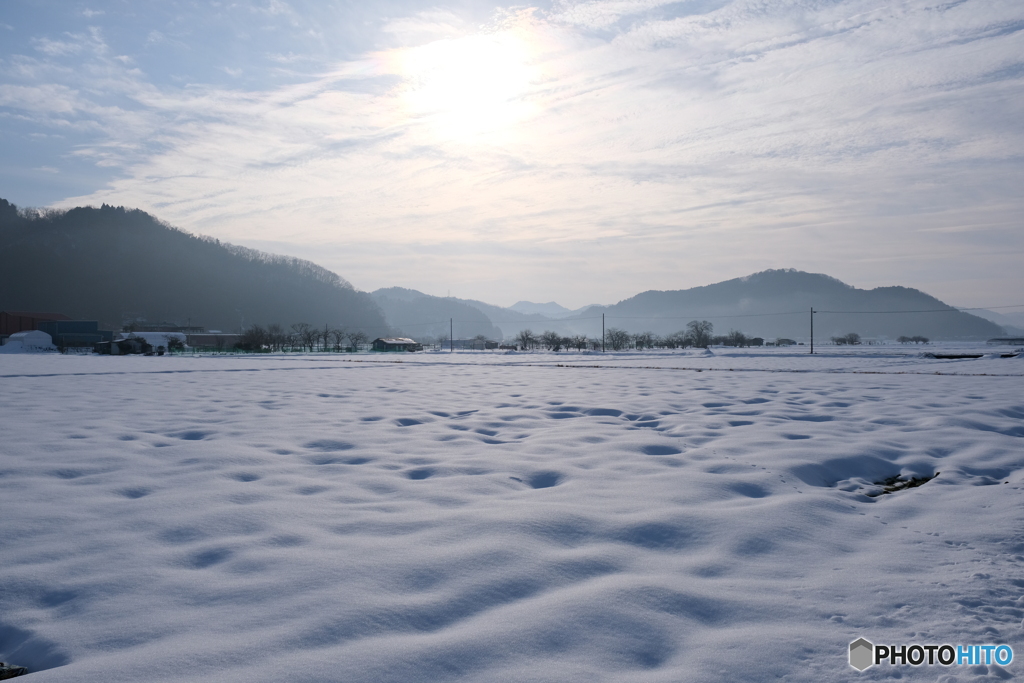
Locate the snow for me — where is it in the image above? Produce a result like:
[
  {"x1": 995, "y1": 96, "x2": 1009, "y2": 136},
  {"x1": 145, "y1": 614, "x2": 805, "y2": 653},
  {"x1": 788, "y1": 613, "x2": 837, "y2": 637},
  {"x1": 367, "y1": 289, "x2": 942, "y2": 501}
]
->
[{"x1": 1, "y1": 346, "x2": 1022, "y2": 682}]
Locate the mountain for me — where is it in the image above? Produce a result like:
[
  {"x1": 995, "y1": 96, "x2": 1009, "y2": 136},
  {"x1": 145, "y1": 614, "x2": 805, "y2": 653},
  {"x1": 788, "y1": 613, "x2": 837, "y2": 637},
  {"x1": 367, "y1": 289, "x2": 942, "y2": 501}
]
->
[
  {"x1": 968, "y1": 308, "x2": 1024, "y2": 336},
  {"x1": 0, "y1": 199, "x2": 388, "y2": 334},
  {"x1": 574, "y1": 269, "x2": 1002, "y2": 341},
  {"x1": 370, "y1": 288, "x2": 501, "y2": 340},
  {"x1": 509, "y1": 301, "x2": 572, "y2": 317}
]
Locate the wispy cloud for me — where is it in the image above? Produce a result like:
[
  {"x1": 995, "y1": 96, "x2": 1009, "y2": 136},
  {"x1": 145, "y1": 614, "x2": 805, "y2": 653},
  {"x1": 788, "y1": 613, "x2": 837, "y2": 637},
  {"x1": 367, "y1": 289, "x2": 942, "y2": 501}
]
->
[{"x1": 2, "y1": 0, "x2": 1022, "y2": 306}]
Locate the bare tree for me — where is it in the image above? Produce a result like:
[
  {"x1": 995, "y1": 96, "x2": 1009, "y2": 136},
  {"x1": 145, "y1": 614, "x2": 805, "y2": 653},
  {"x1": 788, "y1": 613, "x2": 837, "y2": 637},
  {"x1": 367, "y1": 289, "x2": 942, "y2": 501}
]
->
[
  {"x1": 686, "y1": 320, "x2": 714, "y2": 349},
  {"x1": 605, "y1": 327, "x2": 631, "y2": 351},
  {"x1": 570, "y1": 334, "x2": 588, "y2": 352},
  {"x1": 541, "y1": 330, "x2": 563, "y2": 351},
  {"x1": 516, "y1": 329, "x2": 535, "y2": 350},
  {"x1": 330, "y1": 328, "x2": 347, "y2": 352},
  {"x1": 632, "y1": 331, "x2": 654, "y2": 349},
  {"x1": 266, "y1": 323, "x2": 285, "y2": 351},
  {"x1": 912, "y1": 335, "x2": 928, "y2": 344},
  {"x1": 831, "y1": 333, "x2": 860, "y2": 346},
  {"x1": 240, "y1": 324, "x2": 268, "y2": 352},
  {"x1": 347, "y1": 330, "x2": 368, "y2": 351},
  {"x1": 290, "y1": 323, "x2": 311, "y2": 351},
  {"x1": 726, "y1": 329, "x2": 747, "y2": 347},
  {"x1": 664, "y1": 331, "x2": 689, "y2": 348}
]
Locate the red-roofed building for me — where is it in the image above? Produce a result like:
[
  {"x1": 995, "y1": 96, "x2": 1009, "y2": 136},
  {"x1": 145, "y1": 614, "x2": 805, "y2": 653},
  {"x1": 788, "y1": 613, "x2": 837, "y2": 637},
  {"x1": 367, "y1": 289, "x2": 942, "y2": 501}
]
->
[{"x1": 1, "y1": 311, "x2": 71, "y2": 337}]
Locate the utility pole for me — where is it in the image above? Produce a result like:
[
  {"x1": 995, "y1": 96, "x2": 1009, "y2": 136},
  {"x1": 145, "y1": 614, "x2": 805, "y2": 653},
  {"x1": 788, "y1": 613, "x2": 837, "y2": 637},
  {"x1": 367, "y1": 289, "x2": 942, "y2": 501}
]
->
[
  {"x1": 450, "y1": 318, "x2": 453, "y2": 353},
  {"x1": 810, "y1": 308, "x2": 815, "y2": 354},
  {"x1": 602, "y1": 313, "x2": 605, "y2": 352}
]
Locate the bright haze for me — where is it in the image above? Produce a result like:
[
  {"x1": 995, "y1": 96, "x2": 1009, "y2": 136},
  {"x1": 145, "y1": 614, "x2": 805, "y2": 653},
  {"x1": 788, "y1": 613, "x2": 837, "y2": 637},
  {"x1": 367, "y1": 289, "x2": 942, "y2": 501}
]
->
[{"x1": 1, "y1": 0, "x2": 1022, "y2": 309}]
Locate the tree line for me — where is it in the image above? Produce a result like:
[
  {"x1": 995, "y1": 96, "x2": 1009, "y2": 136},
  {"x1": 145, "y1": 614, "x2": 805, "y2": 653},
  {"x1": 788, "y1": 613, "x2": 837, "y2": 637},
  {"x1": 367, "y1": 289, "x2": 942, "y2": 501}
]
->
[
  {"x1": 511, "y1": 320, "x2": 775, "y2": 351},
  {"x1": 236, "y1": 323, "x2": 369, "y2": 352}
]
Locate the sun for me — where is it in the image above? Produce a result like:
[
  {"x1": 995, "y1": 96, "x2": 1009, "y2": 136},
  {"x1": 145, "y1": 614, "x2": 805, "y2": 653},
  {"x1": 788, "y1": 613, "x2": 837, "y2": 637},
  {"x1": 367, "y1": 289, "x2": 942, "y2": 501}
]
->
[{"x1": 396, "y1": 29, "x2": 538, "y2": 141}]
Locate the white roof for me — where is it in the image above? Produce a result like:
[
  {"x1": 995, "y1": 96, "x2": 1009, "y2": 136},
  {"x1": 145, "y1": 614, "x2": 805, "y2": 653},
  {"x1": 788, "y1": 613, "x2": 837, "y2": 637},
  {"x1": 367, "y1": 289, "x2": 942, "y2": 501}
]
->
[{"x1": 9, "y1": 330, "x2": 54, "y2": 347}]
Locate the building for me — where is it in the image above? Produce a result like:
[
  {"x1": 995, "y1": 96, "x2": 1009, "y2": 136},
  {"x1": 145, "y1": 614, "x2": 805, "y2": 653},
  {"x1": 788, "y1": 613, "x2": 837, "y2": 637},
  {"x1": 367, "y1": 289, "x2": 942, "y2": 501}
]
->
[
  {"x1": 371, "y1": 337, "x2": 423, "y2": 352},
  {"x1": 95, "y1": 336, "x2": 155, "y2": 355},
  {"x1": 37, "y1": 320, "x2": 114, "y2": 348},
  {"x1": 450, "y1": 338, "x2": 500, "y2": 350},
  {"x1": 987, "y1": 337, "x2": 1024, "y2": 346},
  {"x1": 4, "y1": 330, "x2": 55, "y2": 351},
  {"x1": 0, "y1": 311, "x2": 70, "y2": 344},
  {"x1": 131, "y1": 322, "x2": 206, "y2": 334},
  {"x1": 184, "y1": 333, "x2": 241, "y2": 350}
]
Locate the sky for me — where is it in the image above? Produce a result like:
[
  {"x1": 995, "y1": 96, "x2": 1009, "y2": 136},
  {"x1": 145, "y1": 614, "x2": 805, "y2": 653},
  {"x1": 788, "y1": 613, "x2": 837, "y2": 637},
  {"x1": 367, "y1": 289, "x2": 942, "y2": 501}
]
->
[{"x1": 1, "y1": 0, "x2": 1022, "y2": 309}]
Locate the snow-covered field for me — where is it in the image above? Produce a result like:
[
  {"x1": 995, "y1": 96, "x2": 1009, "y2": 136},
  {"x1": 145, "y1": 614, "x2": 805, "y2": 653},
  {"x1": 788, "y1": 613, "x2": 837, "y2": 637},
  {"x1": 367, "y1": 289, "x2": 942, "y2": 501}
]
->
[{"x1": 2, "y1": 346, "x2": 1022, "y2": 682}]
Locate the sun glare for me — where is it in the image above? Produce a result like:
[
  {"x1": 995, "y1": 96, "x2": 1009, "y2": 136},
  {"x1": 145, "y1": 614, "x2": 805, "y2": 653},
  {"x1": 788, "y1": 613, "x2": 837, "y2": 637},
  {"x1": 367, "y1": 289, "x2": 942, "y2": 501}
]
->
[{"x1": 397, "y1": 30, "x2": 538, "y2": 141}]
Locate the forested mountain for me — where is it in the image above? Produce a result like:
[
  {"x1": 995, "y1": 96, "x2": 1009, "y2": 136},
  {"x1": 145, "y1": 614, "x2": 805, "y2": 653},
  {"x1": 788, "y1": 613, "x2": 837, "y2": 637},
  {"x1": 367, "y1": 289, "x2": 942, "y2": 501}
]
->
[
  {"x1": 0, "y1": 199, "x2": 388, "y2": 334},
  {"x1": 577, "y1": 269, "x2": 1002, "y2": 341}
]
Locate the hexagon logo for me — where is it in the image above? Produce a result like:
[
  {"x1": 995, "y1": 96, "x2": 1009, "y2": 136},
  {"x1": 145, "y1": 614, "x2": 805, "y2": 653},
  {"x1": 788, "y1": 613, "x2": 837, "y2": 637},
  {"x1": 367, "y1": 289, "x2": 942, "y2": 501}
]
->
[{"x1": 849, "y1": 638, "x2": 874, "y2": 671}]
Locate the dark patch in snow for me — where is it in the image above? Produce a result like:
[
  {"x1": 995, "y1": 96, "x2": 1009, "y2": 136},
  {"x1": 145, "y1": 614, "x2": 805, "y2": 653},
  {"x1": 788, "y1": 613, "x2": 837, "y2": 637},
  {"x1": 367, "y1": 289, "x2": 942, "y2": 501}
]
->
[
  {"x1": 304, "y1": 439, "x2": 354, "y2": 451},
  {"x1": 50, "y1": 469, "x2": 84, "y2": 479},
  {"x1": 159, "y1": 526, "x2": 208, "y2": 545},
  {"x1": 185, "y1": 547, "x2": 232, "y2": 569},
  {"x1": 729, "y1": 482, "x2": 769, "y2": 498},
  {"x1": 527, "y1": 471, "x2": 562, "y2": 489},
  {"x1": 308, "y1": 455, "x2": 369, "y2": 465},
  {"x1": 865, "y1": 472, "x2": 939, "y2": 497},
  {"x1": 585, "y1": 408, "x2": 623, "y2": 417},
  {"x1": 640, "y1": 444, "x2": 682, "y2": 456},
  {"x1": 174, "y1": 430, "x2": 213, "y2": 440},
  {"x1": 615, "y1": 522, "x2": 693, "y2": 551},
  {"x1": 117, "y1": 487, "x2": 151, "y2": 499}
]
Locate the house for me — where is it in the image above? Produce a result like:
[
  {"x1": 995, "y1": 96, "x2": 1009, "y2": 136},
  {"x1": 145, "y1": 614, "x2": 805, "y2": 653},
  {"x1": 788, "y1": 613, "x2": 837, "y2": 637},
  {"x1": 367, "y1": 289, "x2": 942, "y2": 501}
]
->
[
  {"x1": 94, "y1": 335, "x2": 155, "y2": 355},
  {"x1": 371, "y1": 337, "x2": 423, "y2": 352}
]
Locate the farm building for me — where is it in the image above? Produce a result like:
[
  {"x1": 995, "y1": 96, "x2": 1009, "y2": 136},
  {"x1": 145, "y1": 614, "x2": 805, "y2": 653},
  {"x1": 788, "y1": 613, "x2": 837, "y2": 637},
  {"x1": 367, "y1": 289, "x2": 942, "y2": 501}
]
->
[
  {"x1": 0, "y1": 310, "x2": 70, "y2": 344},
  {"x1": 37, "y1": 320, "x2": 114, "y2": 348},
  {"x1": 371, "y1": 338, "x2": 423, "y2": 352},
  {"x1": 2, "y1": 330, "x2": 56, "y2": 352}
]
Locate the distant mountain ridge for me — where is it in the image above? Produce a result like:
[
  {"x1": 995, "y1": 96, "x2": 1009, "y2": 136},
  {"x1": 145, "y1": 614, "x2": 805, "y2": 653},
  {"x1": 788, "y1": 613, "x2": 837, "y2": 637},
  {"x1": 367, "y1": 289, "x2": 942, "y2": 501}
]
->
[
  {"x1": 0, "y1": 198, "x2": 1005, "y2": 342},
  {"x1": 507, "y1": 301, "x2": 599, "y2": 319},
  {"x1": 369, "y1": 287, "x2": 501, "y2": 340},
  {"x1": 575, "y1": 269, "x2": 1002, "y2": 340}
]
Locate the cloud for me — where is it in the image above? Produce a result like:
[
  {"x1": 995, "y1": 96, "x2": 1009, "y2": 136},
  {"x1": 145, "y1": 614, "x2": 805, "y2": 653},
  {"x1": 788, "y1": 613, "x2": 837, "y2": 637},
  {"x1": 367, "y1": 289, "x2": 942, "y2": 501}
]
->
[{"x1": 4, "y1": 0, "x2": 1024, "y2": 307}]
